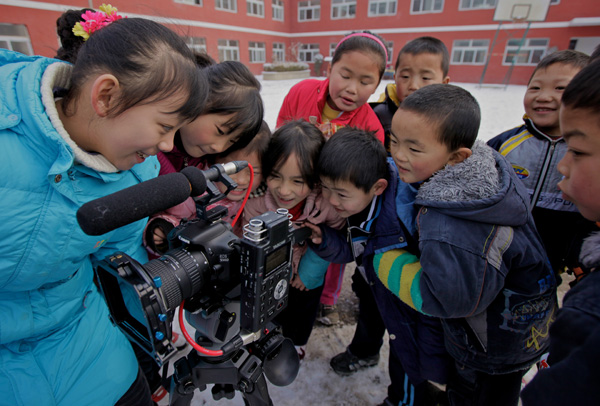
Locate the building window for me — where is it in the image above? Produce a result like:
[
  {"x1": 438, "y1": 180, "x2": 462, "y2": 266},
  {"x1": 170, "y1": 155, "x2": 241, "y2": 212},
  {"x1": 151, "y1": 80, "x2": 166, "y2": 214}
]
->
[
  {"x1": 0, "y1": 24, "x2": 33, "y2": 55},
  {"x1": 329, "y1": 42, "x2": 337, "y2": 57},
  {"x1": 186, "y1": 37, "x2": 207, "y2": 54},
  {"x1": 411, "y1": 0, "x2": 443, "y2": 13},
  {"x1": 451, "y1": 39, "x2": 489, "y2": 64},
  {"x1": 273, "y1": 42, "x2": 285, "y2": 62},
  {"x1": 299, "y1": 43, "x2": 320, "y2": 62},
  {"x1": 504, "y1": 38, "x2": 548, "y2": 65},
  {"x1": 458, "y1": 0, "x2": 495, "y2": 10},
  {"x1": 216, "y1": 0, "x2": 237, "y2": 12},
  {"x1": 331, "y1": 0, "x2": 356, "y2": 19},
  {"x1": 249, "y1": 41, "x2": 266, "y2": 63},
  {"x1": 175, "y1": 0, "x2": 202, "y2": 5},
  {"x1": 247, "y1": 0, "x2": 264, "y2": 16},
  {"x1": 368, "y1": 0, "x2": 397, "y2": 16},
  {"x1": 298, "y1": 1, "x2": 320, "y2": 21},
  {"x1": 550, "y1": 0, "x2": 559, "y2": 4},
  {"x1": 218, "y1": 39, "x2": 240, "y2": 61},
  {"x1": 272, "y1": 0, "x2": 284, "y2": 20}
]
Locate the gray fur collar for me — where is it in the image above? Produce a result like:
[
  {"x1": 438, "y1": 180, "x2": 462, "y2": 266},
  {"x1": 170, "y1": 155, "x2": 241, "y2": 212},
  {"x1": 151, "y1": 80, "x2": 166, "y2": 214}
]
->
[
  {"x1": 417, "y1": 140, "x2": 500, "y2": 202},
  {"x1": 580, "y1": 231, "x2": 600, "y2": 269}
]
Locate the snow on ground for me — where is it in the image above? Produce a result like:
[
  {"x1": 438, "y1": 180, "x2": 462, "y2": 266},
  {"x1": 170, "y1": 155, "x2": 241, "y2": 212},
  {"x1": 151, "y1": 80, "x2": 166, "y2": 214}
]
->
[{"x1": 162, "y1": 78, "x2": 532, "y2": 406}]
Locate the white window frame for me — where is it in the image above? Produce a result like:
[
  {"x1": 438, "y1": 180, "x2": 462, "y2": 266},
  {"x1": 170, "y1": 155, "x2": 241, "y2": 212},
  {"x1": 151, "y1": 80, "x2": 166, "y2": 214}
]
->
[
  {"x1": 249, "y1": 41, "x2": 266, "y2": 63},
  {"x1": 0, "y1": 24, "x2": 33, "y2": 55},
  {"x1": 216, "y1": 0, "x2": 237, "y2": 12},
  {"x1": 247, "y1": 0, "x2": 264, "y2": 17},
  {"x1": 175, "y1": 0, "x2": 203, "y2": 5},
  {"x1": 451, "y1": 39, "x2": 490, "y2": 65},
  {"x1": 272, "y1": 0, "x2": 284, "y2": 21},
  {"x1": 218, "y1": 39, "x2": 240, "y2": 61},
  {"x1": 329, "y1": 42, "x2": 337, "y2": 57},
  {"x1": 273, "y1": 42, "x2": 285, "y2": 62},
  {"x1": 331, "y1": 0, "x2": 356, "y2": 19},
  {"x1": 503, "y1": 38, "x2": 549, "y2": 66},
  {"x1": 186, "y1": 37, "x2": 207, "y2": 54},
  {"x1": 458, "y1": 0, "x2": 495, "y2": 10},
  {"x1": 298, "y1": 1, "x2": 320, "y2": 21},
  {"x1": 298, "y1": 43, "x2": 320, "y2": 62},
  {"x1": 410, "y1": 0, "x2": 444, "y2": 14},
  {"x1": 368, "y1": 0, "x2": 397, "y2": 16}
]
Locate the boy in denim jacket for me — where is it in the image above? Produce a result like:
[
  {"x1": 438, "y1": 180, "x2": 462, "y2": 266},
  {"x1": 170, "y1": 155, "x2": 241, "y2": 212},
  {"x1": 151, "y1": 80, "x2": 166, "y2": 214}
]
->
[{"x1": 375, "y1": 84, "x2": 557, "y2": 406}]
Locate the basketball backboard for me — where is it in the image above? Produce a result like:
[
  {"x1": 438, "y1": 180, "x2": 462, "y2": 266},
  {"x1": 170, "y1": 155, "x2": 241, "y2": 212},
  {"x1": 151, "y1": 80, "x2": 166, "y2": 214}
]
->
[{"x1": 493, "y1": 0, "x2": 551, "y2": 22}]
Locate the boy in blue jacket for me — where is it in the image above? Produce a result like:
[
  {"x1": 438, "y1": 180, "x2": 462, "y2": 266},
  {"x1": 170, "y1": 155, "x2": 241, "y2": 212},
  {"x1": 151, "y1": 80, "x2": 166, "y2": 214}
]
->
[
  {"x1": 487, "y1": 50, "x2": 596, "y2": 281},
  {"x1": 306, "y1": 127, "x2": 449, "y2": 406},
  {"x1": 375, "y1": 84, "x2": 557, "y2": 406},
  {"x1": 521, "y1": 58, "x2": 600, "y2": 406}
]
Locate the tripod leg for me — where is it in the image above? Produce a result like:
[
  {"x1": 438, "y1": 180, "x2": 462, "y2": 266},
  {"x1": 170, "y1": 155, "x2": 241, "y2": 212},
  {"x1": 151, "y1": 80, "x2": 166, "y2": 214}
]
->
[{"x1": 240, "y1": 373, "x2": 273, "y2": 406}]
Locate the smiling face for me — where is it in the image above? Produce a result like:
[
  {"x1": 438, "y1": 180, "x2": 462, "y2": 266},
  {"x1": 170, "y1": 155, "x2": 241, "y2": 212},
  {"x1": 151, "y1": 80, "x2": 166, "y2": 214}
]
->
[
  {"x1": 524, "y1": 63, "x2": 582, "y2": 138},
  {"x1": 215, "y1": 149, "x2": 263, "y2": 201},
  {"x1": 321, "y1": 176, "x2": 386, "y2": 218},
  {"x1": 394, "y1": 52, "x2": 449, "y2": 102},
  {"x1": 91, "y1": 95, "x2": 186, "y2": 171},
  {"x1": 557, "y1": 105, "x2": 600, "y2": 222},
  {"x1": 389, "y1": 109, "x2": 456, "y2": 183},
  {"x1": 266, "y1": 153, "x2": 312, "y2": 210},
  {"x1": 327, "y1": 50, "x2": 381, "y2": 112},
  {"x1": 178, "y1": 113, "x2": 242, "y2": 158}
]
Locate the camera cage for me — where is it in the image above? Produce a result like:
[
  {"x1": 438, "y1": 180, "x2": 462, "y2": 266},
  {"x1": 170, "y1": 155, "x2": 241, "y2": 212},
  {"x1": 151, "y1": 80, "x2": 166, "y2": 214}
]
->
[{"x1": 90, "y1": 163, "x2": 309, "y2": 404}]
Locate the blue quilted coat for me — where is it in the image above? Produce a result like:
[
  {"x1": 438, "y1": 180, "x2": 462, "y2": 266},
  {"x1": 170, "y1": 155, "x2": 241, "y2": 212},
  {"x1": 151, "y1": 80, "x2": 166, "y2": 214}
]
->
[{"x1": 0, "y1": 49, "x2": 158, "y2": 406}]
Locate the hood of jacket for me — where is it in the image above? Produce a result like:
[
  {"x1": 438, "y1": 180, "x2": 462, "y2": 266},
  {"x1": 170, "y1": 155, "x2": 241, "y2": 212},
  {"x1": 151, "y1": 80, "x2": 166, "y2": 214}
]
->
[{"x1": 415, "y1": 140, "x2": 531, "y2": 227}]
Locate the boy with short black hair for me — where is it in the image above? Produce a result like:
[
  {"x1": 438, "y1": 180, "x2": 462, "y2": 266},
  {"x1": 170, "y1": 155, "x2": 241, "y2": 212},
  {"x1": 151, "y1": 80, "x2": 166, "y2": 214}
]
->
[
  {"x1": 488, "y1": 50, "x2": 595, "y2": 280},
  {"x1": 307, "y1": 127, "x2": 449, "y2": 406},
  {"x1": 521, "y1": 58, "x2": 600, "y2": 406},
  {"x1": 370, "y1": 36, "x2": 450, "y2": 151},
  {"x1": 376, "y1": 84, "x2": 558, "y2": 406}
]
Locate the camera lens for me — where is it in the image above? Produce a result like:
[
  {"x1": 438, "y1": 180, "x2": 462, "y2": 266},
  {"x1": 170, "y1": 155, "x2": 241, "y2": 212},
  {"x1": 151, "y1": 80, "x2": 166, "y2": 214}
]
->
[{"x1": 144, "y1": 247, "x2": 209, "y2": 310}]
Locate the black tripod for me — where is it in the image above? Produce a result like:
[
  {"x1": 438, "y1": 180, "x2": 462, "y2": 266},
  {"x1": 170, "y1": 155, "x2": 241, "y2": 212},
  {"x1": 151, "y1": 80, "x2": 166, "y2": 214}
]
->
[
  {"x1": 168, "y1": 347, "x2": 273, "y2": 406},
  {"x1": 167, "y1": 329, "x2": 298, "y2": 406}
]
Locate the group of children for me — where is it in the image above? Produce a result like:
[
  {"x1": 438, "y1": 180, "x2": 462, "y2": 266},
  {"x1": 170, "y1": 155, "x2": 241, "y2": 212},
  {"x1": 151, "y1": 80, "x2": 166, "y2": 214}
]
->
[{"x1": 2, "y1": 4, "x2": 598, "y2": 405}]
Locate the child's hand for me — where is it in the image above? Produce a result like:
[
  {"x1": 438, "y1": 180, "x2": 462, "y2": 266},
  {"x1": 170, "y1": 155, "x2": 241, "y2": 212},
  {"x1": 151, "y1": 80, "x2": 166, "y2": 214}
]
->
[
  {"x1": 303, "y1": 222, "x2": 323, "y2": 245},
  {"x1": 153, "y1": 227, "x2": 167, "y2": 246},
  {"x1": 291, "y1": 273, "x2": 308, "y2": 291}
]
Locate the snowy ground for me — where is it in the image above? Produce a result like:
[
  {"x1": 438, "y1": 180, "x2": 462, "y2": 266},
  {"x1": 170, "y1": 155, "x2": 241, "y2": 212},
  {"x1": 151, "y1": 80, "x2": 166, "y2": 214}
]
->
[{"x1": 160, "y1": 79, "x2": 555, "y2": 406}]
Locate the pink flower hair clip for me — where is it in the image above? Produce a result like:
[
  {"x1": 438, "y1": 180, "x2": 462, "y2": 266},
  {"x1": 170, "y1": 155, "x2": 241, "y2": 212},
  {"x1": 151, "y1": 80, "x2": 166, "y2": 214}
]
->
[{"x1": 72, "y1": 4, "x2": 124, "y2": 41}]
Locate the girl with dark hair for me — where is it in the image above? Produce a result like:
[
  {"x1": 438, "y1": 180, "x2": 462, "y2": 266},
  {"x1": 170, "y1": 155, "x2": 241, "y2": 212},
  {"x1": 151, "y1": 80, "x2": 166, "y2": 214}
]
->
[
  {"x1": 0, "y1": 7, "x2": 207, "y2": 406},
  {"x1": 243, "y1": 120, "x2": 345, "y2": 359}
]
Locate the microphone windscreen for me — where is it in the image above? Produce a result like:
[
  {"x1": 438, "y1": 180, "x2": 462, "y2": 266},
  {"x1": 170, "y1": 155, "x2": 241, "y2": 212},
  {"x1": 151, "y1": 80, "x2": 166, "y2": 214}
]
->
[
  {"x1": 77, "y1": 172, "x2": 192, "y2": 236},
  {"x1": 181, "y1": 166, "x2": 208, "y2": 197}
]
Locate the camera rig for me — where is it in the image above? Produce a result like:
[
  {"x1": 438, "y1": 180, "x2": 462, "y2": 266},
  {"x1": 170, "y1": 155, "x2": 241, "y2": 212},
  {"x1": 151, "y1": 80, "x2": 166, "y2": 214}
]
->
[{"x1": 83, "y1": 163, "x2": 306, "y2": 406}]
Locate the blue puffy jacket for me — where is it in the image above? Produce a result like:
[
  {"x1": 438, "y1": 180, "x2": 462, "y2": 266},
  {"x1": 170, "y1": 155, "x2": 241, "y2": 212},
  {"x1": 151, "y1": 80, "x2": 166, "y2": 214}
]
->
[{"x1": 0, "y1": 50, "x2": 158, "y2": 406}]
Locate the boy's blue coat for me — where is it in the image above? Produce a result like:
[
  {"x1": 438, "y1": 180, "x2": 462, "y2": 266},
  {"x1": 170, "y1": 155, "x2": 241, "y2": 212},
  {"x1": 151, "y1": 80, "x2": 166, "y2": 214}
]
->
[
  {"x1": 0, "y1": 50, "x2": 158, "y2": 405},
  {"x1": 413, "y1": 142, "x2": 557, "y2": 373},
  {"x1": 311, "y1": 160, "x2": 449, "y2": 385}
]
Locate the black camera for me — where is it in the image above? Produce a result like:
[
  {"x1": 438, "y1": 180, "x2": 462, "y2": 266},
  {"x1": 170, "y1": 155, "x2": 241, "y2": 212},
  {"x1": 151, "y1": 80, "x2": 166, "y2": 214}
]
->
[
  {"x1": 95, "y1": 208, "x2": 296, "y2": 365},
  {"x1": 79, "y1": 163, "x2": 305, "y2": 406}
]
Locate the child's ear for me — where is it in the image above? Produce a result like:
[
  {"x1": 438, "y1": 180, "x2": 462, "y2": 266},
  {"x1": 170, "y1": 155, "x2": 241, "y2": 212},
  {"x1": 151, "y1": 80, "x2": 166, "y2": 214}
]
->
[
  {"x1": 326, "y1": 64, "x2": 332, "y2": 78},
  {"x1": 372, "y1": 178, "x2": 388, "y2": 196},
  {"x1": 442, "y1": 76, "x2": 450, "y2": 84},
  {"x1": 448, "y1": 147, "x2": 472, "y2": 165},
  {"x1": 91, "y1": 74, "x2": 120, "y2": 117}
]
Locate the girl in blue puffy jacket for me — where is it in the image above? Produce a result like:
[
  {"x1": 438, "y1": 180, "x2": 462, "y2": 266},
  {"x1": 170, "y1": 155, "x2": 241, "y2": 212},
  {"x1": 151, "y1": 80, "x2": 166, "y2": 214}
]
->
[{"x1": 0, "y1": 11, "x2": 207, "y2": 406}]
